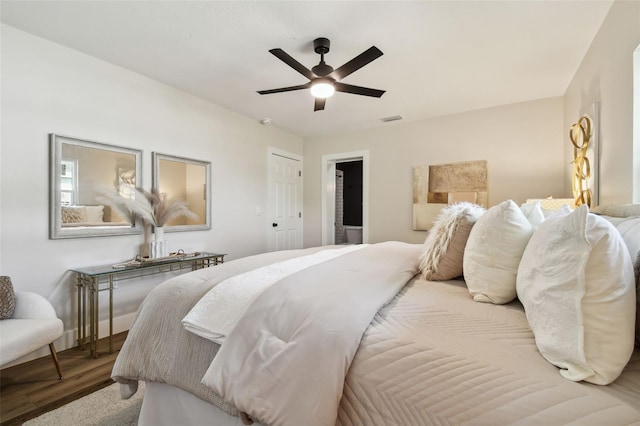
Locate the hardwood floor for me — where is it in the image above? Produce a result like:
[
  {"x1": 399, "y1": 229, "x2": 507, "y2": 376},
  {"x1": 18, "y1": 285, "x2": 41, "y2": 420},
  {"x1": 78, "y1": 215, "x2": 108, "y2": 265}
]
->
[{"x1": 0, "y1": 332, "x2": 128, "y2": 426}]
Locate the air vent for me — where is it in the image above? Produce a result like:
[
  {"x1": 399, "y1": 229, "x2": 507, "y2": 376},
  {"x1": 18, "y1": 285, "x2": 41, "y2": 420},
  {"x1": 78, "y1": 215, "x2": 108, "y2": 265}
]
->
[{"x1": 381, "y1": 115, "x2": 403, "y2": 123}]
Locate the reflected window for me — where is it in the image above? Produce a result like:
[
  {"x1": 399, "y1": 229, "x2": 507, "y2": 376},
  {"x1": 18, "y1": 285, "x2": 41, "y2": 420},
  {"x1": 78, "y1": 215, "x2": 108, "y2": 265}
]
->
[{"x1": 60, "y1": 159, "x2": 77, "y2": 206}]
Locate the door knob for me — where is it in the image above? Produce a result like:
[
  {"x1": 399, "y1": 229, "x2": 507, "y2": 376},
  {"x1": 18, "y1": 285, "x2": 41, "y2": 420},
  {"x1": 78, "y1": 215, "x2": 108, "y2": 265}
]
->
[{"x1": 272, "y1": 223, "x2": 278, "y2": 227}]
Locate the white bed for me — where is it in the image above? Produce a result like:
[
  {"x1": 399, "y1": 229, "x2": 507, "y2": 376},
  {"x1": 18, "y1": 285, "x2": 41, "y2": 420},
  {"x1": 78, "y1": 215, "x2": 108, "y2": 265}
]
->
[{"x1": 112, "y1": 205, "x2": 640, "y2": 426}]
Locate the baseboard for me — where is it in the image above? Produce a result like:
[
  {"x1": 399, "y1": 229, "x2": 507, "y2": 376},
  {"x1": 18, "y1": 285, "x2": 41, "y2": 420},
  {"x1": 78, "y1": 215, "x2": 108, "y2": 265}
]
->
[{"x1": 1, "y1": 312, "x2": 137, "y2": 368}]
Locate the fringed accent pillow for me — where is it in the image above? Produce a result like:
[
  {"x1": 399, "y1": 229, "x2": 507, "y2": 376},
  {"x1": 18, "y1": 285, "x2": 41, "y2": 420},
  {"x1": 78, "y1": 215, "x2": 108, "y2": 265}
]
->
[
  {"x1": 419, "y1": 202, "x2": 485, "y2": 281},
  {"x1": 0, "y1": 276, "x2": 16, "y2": 319}
]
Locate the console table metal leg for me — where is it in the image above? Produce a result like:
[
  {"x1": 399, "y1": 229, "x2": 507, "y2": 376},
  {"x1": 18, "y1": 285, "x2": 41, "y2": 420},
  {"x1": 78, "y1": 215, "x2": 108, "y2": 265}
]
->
[
  {"x1": 109, "y1": 274, "x2": 114, "y2": 354},
  {"x1": 88, "y1": 279, "x2": 94, "y2": 356},
  {"x1": 77, "y1": 277, "x2": 82, "y2": 349},
  {"x1": 91, "y1": 278, "x2": 99, "y2": 358}
]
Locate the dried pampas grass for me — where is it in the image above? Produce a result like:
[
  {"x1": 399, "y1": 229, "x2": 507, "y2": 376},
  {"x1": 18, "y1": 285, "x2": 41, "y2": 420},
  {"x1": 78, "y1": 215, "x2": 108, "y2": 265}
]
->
[{"x1": 96, "y1": 186, "x2": 197, "y2": 227}]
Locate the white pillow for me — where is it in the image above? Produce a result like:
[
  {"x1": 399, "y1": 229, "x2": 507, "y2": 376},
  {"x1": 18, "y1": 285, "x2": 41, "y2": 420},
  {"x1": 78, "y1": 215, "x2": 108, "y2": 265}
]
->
[
  {"x1": 520, "y1": 201, "x2": 545, "y2": 227},
  {"x1": 418, "y1": 202, "x2": 485, "y2": 281},
  {"x1": 463, "y1": 200, "x2": 534, "y2": 304},
  {"x1": 85, "y1": 205, "x2": 104, "y2": 222},
  {"x1": 610, "y1": 217, "x2": 640, "y2": 347},
  {"x1": 516, "y1": 205, "x2": 636, "y2": 385}
]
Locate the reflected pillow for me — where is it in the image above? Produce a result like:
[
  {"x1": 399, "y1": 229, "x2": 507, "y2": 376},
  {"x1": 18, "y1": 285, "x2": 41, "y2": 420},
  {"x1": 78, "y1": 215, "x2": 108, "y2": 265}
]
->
[
  {"x1": 516, "y1": 206, "x2": 635, "y2": 384},
  {"x1": 463, "y1": 200, "x2": 534, "y2": 304},
  {"x1": 418, "y1": 202, "x2": 485, "y2": 281},
  {"x1": 61, "y1": 206, "x2": 87, "y2": 223},
  {"x1": 85, "y1": 205, "x2": 104, "y2": 223}
]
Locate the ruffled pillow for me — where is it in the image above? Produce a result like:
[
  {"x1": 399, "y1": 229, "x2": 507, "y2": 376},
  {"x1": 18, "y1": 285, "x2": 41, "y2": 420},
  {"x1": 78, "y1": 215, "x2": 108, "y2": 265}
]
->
[{"x1": 418, "y1": 202, "x2": 485, "y2": 281}]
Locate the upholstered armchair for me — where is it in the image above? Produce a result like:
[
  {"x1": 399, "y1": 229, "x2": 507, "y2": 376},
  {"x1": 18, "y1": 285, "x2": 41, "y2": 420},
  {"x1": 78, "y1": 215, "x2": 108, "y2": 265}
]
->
[{"x1": 0, "y1": 285, "x2": 64, "y2": 380}]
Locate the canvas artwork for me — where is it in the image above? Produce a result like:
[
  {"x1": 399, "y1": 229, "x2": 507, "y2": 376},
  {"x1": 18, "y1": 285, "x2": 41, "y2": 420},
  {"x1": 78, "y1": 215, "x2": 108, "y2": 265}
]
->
[{"x1": 413, "y1": 160, "x2": 488, "y2": 231}]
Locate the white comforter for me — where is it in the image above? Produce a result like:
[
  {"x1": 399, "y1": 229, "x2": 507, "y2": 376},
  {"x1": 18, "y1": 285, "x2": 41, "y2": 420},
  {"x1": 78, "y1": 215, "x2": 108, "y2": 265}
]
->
[
  {"x1": 202, "y1": 241, "x2": 421, "y2": 426},
  {"x1": 182, "y1": 245, "x2": 366, "y2": 344}
]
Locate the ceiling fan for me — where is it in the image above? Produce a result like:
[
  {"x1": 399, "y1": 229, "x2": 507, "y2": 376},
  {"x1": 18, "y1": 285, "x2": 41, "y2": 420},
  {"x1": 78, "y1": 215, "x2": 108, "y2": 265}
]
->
[{"x1": 257, "y1": 38, "x2": 385, "y2": 111}]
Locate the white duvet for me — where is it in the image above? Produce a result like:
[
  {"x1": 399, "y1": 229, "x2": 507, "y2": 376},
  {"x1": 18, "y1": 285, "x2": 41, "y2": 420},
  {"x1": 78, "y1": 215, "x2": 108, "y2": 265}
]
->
[
  {"x1": 201, "y1": 241, "x2": 421, "y2": 426},
  {"x1": 182, "y1": 244, "x2": 365, "y2": 344}
]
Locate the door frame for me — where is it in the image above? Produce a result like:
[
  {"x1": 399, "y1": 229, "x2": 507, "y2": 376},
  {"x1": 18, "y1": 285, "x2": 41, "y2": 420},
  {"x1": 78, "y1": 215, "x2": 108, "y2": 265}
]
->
[
  {"x1": 321, "y1": 150, "x2": 369, "y2": 245},
  {"x1": 267, "y1": 147, "x2": 303, "y2": 251}
]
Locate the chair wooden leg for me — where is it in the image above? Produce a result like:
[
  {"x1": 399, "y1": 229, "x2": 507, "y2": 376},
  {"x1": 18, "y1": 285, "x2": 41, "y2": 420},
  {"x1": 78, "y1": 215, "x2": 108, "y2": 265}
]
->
[{"x1": 49, "y1": 343, "x2": 63, "y2": 380}]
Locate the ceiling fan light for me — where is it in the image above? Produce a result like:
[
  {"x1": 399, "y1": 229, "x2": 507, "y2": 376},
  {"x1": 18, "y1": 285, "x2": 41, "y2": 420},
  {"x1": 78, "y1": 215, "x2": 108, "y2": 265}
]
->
[{"x1": 310, "y1": 81, "x2": 335, "y2": 98}]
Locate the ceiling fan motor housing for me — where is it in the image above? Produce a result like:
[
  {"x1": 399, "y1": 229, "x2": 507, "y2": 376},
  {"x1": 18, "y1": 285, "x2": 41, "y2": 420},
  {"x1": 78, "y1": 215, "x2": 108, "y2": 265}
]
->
[
  {"x1": 312, "y1": 37, "x2": 334, "y2": 76},
  {"x1": 313, "y1": 37, "x2": 330, "y2": 55}
]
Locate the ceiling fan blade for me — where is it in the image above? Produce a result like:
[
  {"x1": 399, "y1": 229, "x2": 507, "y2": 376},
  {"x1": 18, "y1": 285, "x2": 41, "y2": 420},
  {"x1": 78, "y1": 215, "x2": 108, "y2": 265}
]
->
[
  {"x1": 314, "y1": 98, "x2": 326, "y2": 111},
  {"x1": 330, "y1": 46, "x2": 383, "y2": 81},
  {"x1": 257, "y1": 82, "x2": 311, "y2": 95},
  {"x1": 334, "y1": 82, "x2": 385, "y2": 98},
  {"x1": 269, "y1": 48, "x2": 316, "y2": 80}
]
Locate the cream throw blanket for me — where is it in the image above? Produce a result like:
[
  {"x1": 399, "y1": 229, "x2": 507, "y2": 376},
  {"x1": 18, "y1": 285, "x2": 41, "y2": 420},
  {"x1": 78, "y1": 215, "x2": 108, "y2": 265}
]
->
[{"x1": 202, "y1": 241, "x2": 421, "y2": 426}]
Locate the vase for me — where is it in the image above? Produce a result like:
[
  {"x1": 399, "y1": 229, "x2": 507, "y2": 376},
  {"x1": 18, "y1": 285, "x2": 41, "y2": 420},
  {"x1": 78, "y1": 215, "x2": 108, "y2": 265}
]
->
[
  {"x1": 149, "y1": 226, "x2": 169, "y2": 258},
  {"x1": 139, "y1": 224, "x2": 151, "y2": 258}
]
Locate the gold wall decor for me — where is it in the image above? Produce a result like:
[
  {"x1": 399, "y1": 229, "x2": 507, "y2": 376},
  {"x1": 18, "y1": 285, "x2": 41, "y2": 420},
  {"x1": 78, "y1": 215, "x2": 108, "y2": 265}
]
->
[
  {"x1": 413, "y1": 160, "x2": 488, "y2": 231},
  {"x1": 569, "y1": 115, "x2": 593, "y2": 207}
]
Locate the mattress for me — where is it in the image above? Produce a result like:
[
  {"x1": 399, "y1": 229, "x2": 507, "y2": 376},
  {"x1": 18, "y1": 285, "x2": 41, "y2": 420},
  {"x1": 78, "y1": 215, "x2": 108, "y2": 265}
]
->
[
  {"x1": 338, "y1": 278, "x2": 640, "y2": 425},
  {"x1": 113, "y1": 247, "x2": 640, "y2": 425}
]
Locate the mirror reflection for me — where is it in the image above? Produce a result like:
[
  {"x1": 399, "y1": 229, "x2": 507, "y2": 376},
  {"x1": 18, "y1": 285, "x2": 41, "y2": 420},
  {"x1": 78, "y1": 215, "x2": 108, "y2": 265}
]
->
[
  {"x1": 152, "y1": 152, "x2": 211, "y2": 231},
  {"x1": 50, "y1": 134, "x2": 143, "y2": 239}
]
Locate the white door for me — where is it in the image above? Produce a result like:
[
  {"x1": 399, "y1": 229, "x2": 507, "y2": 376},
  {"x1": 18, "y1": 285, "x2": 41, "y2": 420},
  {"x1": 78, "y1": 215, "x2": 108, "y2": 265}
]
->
[{"x1": 268, "y1": 150, "x2": 303, "y2": 251}]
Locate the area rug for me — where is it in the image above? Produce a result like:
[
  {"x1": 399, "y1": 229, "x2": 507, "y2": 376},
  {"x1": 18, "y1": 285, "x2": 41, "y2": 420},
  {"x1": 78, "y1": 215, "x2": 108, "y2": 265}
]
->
[{"x1": 24, "y1": 382, "x2": 144, "y2": 426}]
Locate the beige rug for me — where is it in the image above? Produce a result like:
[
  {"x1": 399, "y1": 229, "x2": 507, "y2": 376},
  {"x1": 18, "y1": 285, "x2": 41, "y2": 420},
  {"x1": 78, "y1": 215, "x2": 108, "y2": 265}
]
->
[{"x1": 24, "y1": 382, "x2": 145, "y2": 426}]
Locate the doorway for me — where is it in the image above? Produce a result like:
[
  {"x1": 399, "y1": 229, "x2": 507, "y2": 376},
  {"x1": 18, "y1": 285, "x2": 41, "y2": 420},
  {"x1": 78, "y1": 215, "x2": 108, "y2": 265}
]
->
[
  {"x1": 335, "y1": 160, "x2": 363, "y2": 244},
  {"x1": 321, "y1": 150, "x2": 369, "y2": 246}
]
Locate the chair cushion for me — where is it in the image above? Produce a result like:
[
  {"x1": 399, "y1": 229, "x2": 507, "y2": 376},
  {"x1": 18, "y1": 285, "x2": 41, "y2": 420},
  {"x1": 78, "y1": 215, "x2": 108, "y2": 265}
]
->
[
  {"x1": 0, "y1": 318, "x2": 63, "y2": 366},
  {"x1": 0, "y1": 276, "x2": 15, "y2": 319}
]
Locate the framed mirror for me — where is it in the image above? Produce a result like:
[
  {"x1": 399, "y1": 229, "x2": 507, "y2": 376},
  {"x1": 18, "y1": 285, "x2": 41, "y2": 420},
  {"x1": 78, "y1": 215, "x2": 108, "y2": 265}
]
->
[
  {"x1": 49, "y1": 134, "x2": 143, "y2": 239},
  {"x1": 152, "y1": 152, "x2": 211, "y2": 232}
]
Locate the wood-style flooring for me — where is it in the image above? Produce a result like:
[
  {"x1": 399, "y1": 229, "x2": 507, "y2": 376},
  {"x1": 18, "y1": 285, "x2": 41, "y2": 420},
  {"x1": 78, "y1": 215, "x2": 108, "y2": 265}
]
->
[{"x1": 0, "y1": 332, "x2": 128, "y2": 426}]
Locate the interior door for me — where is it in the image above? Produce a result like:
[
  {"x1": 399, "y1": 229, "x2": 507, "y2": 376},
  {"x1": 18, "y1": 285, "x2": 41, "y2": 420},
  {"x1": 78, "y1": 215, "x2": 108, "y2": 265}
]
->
[{"x1": 268, "y1": 150, "x2": 303, "y2": 251}]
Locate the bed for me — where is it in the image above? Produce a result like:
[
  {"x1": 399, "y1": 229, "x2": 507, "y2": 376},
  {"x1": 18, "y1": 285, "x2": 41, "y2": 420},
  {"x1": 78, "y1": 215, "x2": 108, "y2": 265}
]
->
[{"x1": 112, "y1": 202, "x2": 640, "y2": 425}]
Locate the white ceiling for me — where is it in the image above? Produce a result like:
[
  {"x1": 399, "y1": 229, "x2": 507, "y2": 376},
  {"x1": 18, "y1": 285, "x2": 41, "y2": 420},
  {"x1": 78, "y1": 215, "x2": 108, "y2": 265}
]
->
[{"x1": 1, "y1": 1, "x2": 612, "y2": 138}]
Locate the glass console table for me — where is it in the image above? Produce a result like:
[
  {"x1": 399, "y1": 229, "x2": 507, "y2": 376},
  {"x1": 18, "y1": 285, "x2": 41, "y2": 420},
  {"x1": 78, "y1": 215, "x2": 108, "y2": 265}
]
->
[{"x1": 71, "y1": 252, "x2": 225, "y2": 357}]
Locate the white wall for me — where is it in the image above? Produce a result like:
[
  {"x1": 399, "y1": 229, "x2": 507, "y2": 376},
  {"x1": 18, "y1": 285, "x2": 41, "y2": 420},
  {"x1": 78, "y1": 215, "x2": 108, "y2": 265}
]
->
[
  {"x1": 303, "y1": 97, "x2": 565, "y2": 247},
  {"x1": 0, "y1": 25, "x2": 303, "y2": 357},
  {"x1": 563, "y1": 0, "x2": 640, "y2": 205}
]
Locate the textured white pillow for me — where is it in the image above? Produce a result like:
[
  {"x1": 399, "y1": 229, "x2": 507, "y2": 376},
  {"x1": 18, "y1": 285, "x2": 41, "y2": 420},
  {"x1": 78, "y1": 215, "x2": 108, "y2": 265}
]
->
[
  {"x1": 418, "y1": 202, "x2": 485, "y2": 281},
  {"x1": 516, "y1": 206, "x2": 636, "y2": 385},
  {"x1": 463, "y1": 200, "x2": 534, "y2": 304}
]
